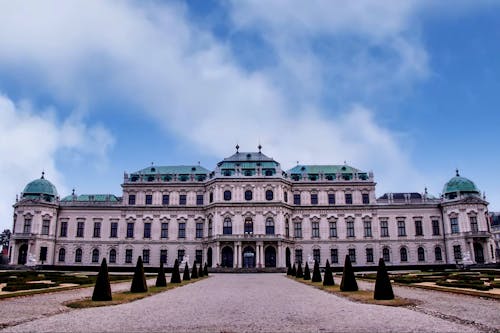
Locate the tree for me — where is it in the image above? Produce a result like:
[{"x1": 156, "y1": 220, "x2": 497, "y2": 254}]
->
[
  {"x1": 204, "y1": 262, "x2": 209, "y2": 276},
  {"x1": 170, "y1": 259, "x2": 181, "y2": 283},
  {"x1": 92, "y1": 258, "x2": 112, "y2": 301},
  {"x1": 191, "y1": 262, "x2": 198, "y2": 279},
  {"x1": 340, "y1": 255, "x2": 358, "y2": 291},
  {"x1": 303, "y1": 262, "x2": 311, "y2": 280},
  {"x1": 198, "y1": 262, "x2": 204, "y2": 277},
  {"x1": 296, "y1": 262, "x2": 303, "y2": 278},
  {"x1": 291, "y1": 263, "x2": 296, "y2": 276},
  {"x1": 130, "y1": 256, "x2": 148, "y2": 293},
  {"x1": 374, "y1": 258, "x2": 394, "y2": 300},
  {"x1": 323, "y1": 260, "x2": 335, "y2": 286},
  {"x1": 0, "y1": 229, "x2": 11, "y2": 250},
  {"x1": 311, "y1": 260, "x2": 322, "y2": 283},
  {"x1": 155, "y1": 261, "x2": 167, "y2": 287},
  {"x1": 183, "y1": 262, "x2": 191, "y2": 281},
  {"x1": 286, "y1": 265, "x2": 292, "y2": 276}
]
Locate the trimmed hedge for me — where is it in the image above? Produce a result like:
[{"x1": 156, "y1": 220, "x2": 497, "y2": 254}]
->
[
  {"x1": 436, "y1": 280, "x2": 492, "y2": 291},
  {"x1": 2, "y1": 282, "x2": 58, "y2": 292}
]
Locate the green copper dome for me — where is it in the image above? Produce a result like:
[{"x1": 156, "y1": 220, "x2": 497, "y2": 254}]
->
[
  {"x1": 22, "y1": 173, "x2": 58, "y2": 199},
  {"x1": 443, "y1": 171, "x2": 480, "y2": 197}
]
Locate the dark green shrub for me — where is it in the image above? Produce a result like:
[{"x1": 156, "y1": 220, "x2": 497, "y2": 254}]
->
[
  {"x1": 340, "y1": 255, "x2": 358, "y2": 291},
  {"x1": 170, "y1": 259, "x2": 181, "y2": 283},
  {"x1": 199, "y1": 262, "x2": 204, "y2": 277},
  {"x1": 92, "y1": 258, "x2": 112, "y2": 301},
  {"x1": 130, "y1": 256, "x2": 148, "y2": 293},
  {"x1": 437, "y1": 280, "x2": 492, "y2": 291},
  {"x1": 311, "y1": 260, "x2": 322, "y2": 283},
  {"x1": 490, "y1": 281, "x2": 500, "y2": 288},
  {"x1": 2, "y1": 282, "x2": 57, "y2": 292},
  {"x1": 296, "y1": 263, "x2": 303, "y2": 278},
  {"x1": 183, "y1": 262, "x2": 191, "y2": 281},
  {"x1": 191, "y1": 262, "x2": 198, "y2": 279},
  {"x1": 374, "y1": 258, "x2": 394, "y2": 300},
  {"x1": 204, "y1": 262, "x2": 209, "y2": 276},
  {"x1": 286, "y1": 265, "x2": 292, "y2": 276},
  {"x1": 291, "y1": 264, "x2": 296, "y2": 276},
  {"x1": 323, "y1": 260, "x2": 334, "y2": 286},
  {"x1": 392, "y1": 276, "x2": 423, "y2": 284},
  {"x1": 303, "y1": 262, "x2": 311, "y2": 280},
  {"x1": 155, "y1": 261, "x2": 167, "y2": 287}
]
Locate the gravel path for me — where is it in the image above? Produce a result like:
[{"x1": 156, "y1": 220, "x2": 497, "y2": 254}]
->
[{"x1": 1, "y1": 274, "x2": 495, "y2": 333}]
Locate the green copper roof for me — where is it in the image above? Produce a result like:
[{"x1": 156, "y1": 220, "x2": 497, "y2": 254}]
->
[
  {"x1": 443, "y1": 175, "x2": 480, "y2": 195},
  {"x1": 288, "y1": 165, "x2": 361, "y2": 174},
  {"x1": 221, "y1": 152, "x2": 276, "y2": 163},
  {"x1": 61, "y1": 194, "x2": 119, "y2": 202},
  {"x1": 23, "y1": 175, "x2": 58, "y2": 197},
  {"x1": 133, "y1": 165, "x2": 210, "y2": 175}
]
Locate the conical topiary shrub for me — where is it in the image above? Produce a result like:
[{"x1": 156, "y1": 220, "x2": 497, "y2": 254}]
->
[
  {"x1": 296, "y1": 262, "x2": 303, "y2": 278},
  {"x1": 311, "y1": 260, "x2": 322, "y2": 283},
  {"x1": 155, "y1": 261, "x2": 167, "y2": 287},
  {"x1": 198, "y1": 262, "x2": 204, "y2": 277},
  {"x1": 170, "y1": 259, "x2": 181, "y2": 283},
  {"x1": 191, "y1": 262, "x2": 198, "y2": 279},
  {"x1": 130, "y1": 256, "x2": 148, "y2": 293},
  {"x1": 286, "y1": 264, "x2": 292, "y2": 276},
  {"x1": 291, "y1": 263, "x2": 296, "y2": 276},
  {"x1": 323, "y1": 260, "x2": 335, "y2": 286},
  {"x1": 303, "y1": 262, "x2": 311, "y2": 280},
  {"x1": 92, "y1": 258, "x2": 112, "y2": 301},
  {"x1": 340, "y1": 255, "x2": 358, "y2": 291},
  {"x1": 204, "y1": 262, "x2": 209, "y2": 276},
  {"x1": 374, "y1": 258, "x2": 394, "y2": 300},
  {"x1": 183, "y1": 262, "x2": 191, "y2": 281}
]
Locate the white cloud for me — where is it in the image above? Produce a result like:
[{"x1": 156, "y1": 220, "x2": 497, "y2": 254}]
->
[{"x1": 0, "y1": 94, "x2": 114, "y2": 230}]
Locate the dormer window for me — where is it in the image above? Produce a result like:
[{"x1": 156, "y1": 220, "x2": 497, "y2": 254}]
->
[
  {"x1": 131, "y1": 176, "x2": 139, "y2": 182},
  {"x1": 147, "y1": 175, "x2": 154, "y2": 182},
  {"x1": 291, "y1": 174, "x2": 300, "y2": 181},
  {"x1": 325, "y1": 174, "x2": 334, "y2": 181},
  {"x1": 179, "y1": 175, "x2": 188, "y2": 181},
  {"x1": 264, "y1": 169, "x2": 274, "y2": 176}
]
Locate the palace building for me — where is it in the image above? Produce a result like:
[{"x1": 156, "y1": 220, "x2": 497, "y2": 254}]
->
[{"x1": 8, "y1": 146, "x2": 497, "y2": 269}]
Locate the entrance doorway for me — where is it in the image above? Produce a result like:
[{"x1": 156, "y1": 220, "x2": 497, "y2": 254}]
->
[
  {"x1": 18, "y1": 244, "x2": 28, "y2": 265},
  {"x1": 473, "y1": 243, "x2": 485, "y2": 264},
  {"x1": 207, "y1": 247, "x2": 213, "y2": 267},
  {"x1": 265, "y1": 246, "x2": 276, "y2": 267},
  {"x1": 285, "y1": 247, "x2": 291, "y2": 268},
  {"x1": 221, "y1": 246, "x2": 233, "y2": 268},
  {"x1": 242, "y1": 246, "x2": 256, "y2": 268}
]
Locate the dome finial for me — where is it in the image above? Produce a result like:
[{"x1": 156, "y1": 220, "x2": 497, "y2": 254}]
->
[
  {"x1": 258, "y1": 144, "x2": 262, "y2": 153},
  {"x1": 235, "y1": 144, "x2": 239, "y2": 153},
  {"x1": 456, "y1": 169, "x2": 460, "y2": 177},
  {"x1": 41, "y1": 171, "x2": 45, "y2": 179}
]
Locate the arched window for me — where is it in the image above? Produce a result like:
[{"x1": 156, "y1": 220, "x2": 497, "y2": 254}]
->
[
  {"x1": 434, "y1": 247, "x2": 442, "y2": 261},
  {"x1": 74, "y1": 248, "x2": 82, "y2": 263},
  {"x1": 265, "y1": 190, "x2": 274, "y2": 201},
  {"x1": 223, "y1": 218, "x2": 232, "y2": 235},
  {"x1": 109, "y1": 249, "x2": 117, "y2": 263},
  {"x1": 244, "y1": 190, "x2": 253, "y2": 201},
  {"x1": 266, "y1": 217, "x2": 275, "y2": 235},
  {"x1": 400, "y1": 247, "x2": 408, "y2": 262},
  {"x1": 92, "y1": 249, "x2": 100, "y2": 263},
  {"x1": 223, "y1": 190, "x2": 232, "y2": 201},
  {"x1": 418, "y1": 247, "x2": 425, "y2": 262},
  {"x1": 383, "y1": 247, "x2": 390, "y2": 262},
  {"x1": 209, "y1": 192, "x2": 213, "y2": 203},
  {"x1": 285, "y1": 218, "x2": 290, "y2": 237},
  {"x1": 244, "y1": 218, "x2": 253, "y2": 234},
  {"x1": 58, "y1": 248, "x2": 66, "y2": 262}
]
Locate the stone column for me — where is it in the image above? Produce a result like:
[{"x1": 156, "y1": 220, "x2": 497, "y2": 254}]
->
[
  {"x1": 277, "y1": 243, "x2": 282, "y2": 268},
  {"x1": 256, "y1": 243, "x2": 261, "y2": 268},
  {"x1": 215, "y1": 242, "x2": 220, "y2": 267},
  {"x1": 236, "y1": 242, "x2": 241, "y2": 268}
]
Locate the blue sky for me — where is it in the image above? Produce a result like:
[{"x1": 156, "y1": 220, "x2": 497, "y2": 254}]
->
[{"x1": 1, "y1": 1, "x2": 499, "y2": 231}]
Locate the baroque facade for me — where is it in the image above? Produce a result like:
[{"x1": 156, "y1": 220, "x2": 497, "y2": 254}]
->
[{"x1": 8, "y1": 147, "x2": 497, "y2": 269}]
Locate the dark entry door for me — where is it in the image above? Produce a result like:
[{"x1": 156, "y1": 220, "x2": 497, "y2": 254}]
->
[
  {"x1": 207, "y1": 248, "x2": 213, "y2": 267},
  {"x1": 243, "y1": 246, "x2": 255, "y2": 268},
  {"x1": 474, "y1": 243, "x2": 485, "y2": 264},
  {"x1": 221, "y1": 247, "x2": 233, "y2": 268},
  {"x1": 18, "y1": 244, "x2": 28, "y2": 265},
  {"x1": 265, "y1": 246, "x2": 276, "y2": 267}
]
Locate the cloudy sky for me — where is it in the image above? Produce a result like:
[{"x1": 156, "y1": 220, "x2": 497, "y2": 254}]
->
[{"x1": 1, "y1": 1, "x2": 499, "y2": 231}]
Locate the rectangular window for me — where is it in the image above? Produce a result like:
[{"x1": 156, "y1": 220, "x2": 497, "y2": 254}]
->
[
  {"x1": 295, "y1": 249, "x2": 303, "y2": 264},
  {"x1": 196, "y1": 222, "x2": 203, "y2": 239},
  {"x1": 178, "y1": 222, "x2": 186, "y2": 239},
  {"x1": 142, "y1": 249, "x2": 150, "y2": 264},
  {"x1": 380, "y1": 220, "x2": 389, "y2": 237},
  {"x1": 331, "y1": 249, "x2": 338, "y2": 264},
  {"x1": 311, "y1": 221, "x2": 320, "y2": 238},
  {"x1": 293, "y1": 194, "x2": 301, "y2": 205},
  {"x1": 125, "y1": 249, "x2": 133, "y2": 263},
  {"x1": 397, "y1": 220, "x2": 406, "y2": 236},
  {"x1": 160, "y1": 250, "x2": 168, "y2": 264},
  {"x1": 362, "y1": 193, "x2": 370, "y2": 204},
  {"x1": 145, "y1": 194, "x2": 152, "y2": 205},
  {"x1": 450, "y1": 217, "x2": 459, "y2": 234},
  {"x1": 348, "y1": 248, "x2": 356, "y2": 263},
  {"x1": 366, "y1": 248, "x2": 374, "y2": 263},
  {"x1": 93, "y1": 222, "x2": 101, "y2": 238},
  {"x1": 415, "y1": 220, "x2": 423, "y2": 236},
  {"x1": 161, "y1": 223, "x2": 168, "y2": 239},
  {"x1": 60, "y1": 221, "x2": 67, "y2": 237},
  {"x1": 346, "y1": 220, "x2": 355, "y2": 237},
  {"x1": 196, "y1": 250, "x2": 202, "y2": 264},
  {"x1": 453, "y1": 245, "x2": 462, "y2": 260},
  {"x1": 470, "y1": 216, "x2": 478, "y2": 233},
  {"x1": 328, "y1": 193, "x2": 335, "y2": 205},
  {"x1": 126, "y1": 222, "x2": 134, "y2": 238},
  {"x1": 110, "y1": 222, "x2": 118, "y2": 238},
  {"x1": 143, "y1": 223, "x2": 151, "y2": 239},
  {"x1": 178, "y1": 249, "x2": 185, "y2": 262},
  {"x1": 162, "y1": 194, "x2": 170, "y2": 205},
  {"x1": 208, "y1": 220, "x2": 213, "y2": 237},
  {"x1": 128, "y1": 194, "x2": 136, "y2": 205},
  {"x1": 23, "y1": 219, "x2": 32, "y2": 234},
  {"x1": 40, "y1": 247, "x2": 48, "y2": 262},
  {"x1": 76, "y1": 222, "x2": 85, "y2": 238},
  {"x1": 294, "y1": 222, "x2": 302, "y2": 238},
  {"x1": 284, "y1": 192, "x2": 288, "y2": 203},
  {"x1": 345, "y1": 193, "x2": 353, "y2": 205},
  {"x1": 313, "y1": 249, "x2": 321, "y2": 263},
  {"x1": 41, "y1": 220, "x2": 50, "y2": 235},
  {"x1": 310, "y1": 193, "x2": 318, "y2": 205},
  {"x1": 432, "y1": 220, "x2": 440, "y2": 236},
  {"x1": 364, "y1": 220, "x2": 372, "y2": 237},
  {"x1": 179, "y1": 194, "x2": 187, "y2": 205},
  {"x1": 196, "y1": 194, "x2": 204, "y2": 206},
  {"x1": 329, "y1": 221, "x2": 337, "y2": 238}
]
